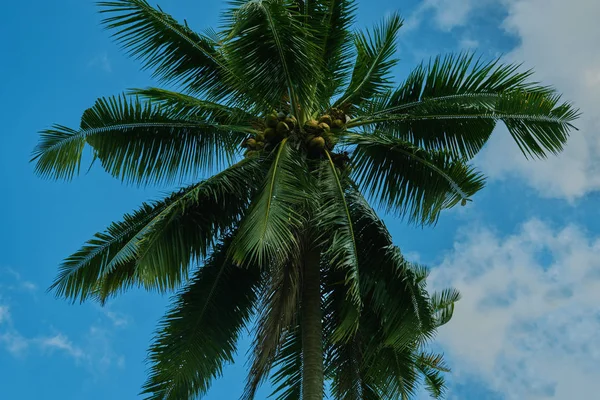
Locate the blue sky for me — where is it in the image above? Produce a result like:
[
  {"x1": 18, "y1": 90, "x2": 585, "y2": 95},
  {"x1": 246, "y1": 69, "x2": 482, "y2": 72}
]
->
[{"x1": 1, "y1": 0, "x2": 600, "y2": 399}]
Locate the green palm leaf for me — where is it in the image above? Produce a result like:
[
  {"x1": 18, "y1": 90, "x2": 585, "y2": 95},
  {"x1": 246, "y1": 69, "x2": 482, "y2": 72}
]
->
[
  {"x1": 335, "y1": 13, "x2": 402, "y2": 111},
  {"x1": 223, "y1": 0, "x2": 322, "y2": 117},
  {"x1": 98, "y1": 0, "x2": 241, "y2": 101},
  {"x1": 430, "y1": 288, "x2": 461, "y2": 328},
  {"x1": 349, "y1": 54, "x2": 579, "y2": 159},
  {"x1": 269, "y1": 324, "x2": 303, "y2": 400},
  {"x1": 316, "y1": 152, "x2": 362, "y2": 342},
  {"x1": 243, "y1": 257, "x2": 300, "y2": 399},
  {"x1": 346, "y1": 132, "x2": 486, "y2": 224},
  {"x1": 50, "y1": 158, "x2": 264, "y2": 303},
  {"x1": 303, "y1": 0, "x2": 357, "y2": 108},
  {"x1": 230, "y1": 139, "x2": 307, "y2": 267},
  {"x1": 32, "y1": 95, "x2": 253, "y2": 184},
  {"x1": 142, "y1": 236, "x2": 262, "y2": 400}
]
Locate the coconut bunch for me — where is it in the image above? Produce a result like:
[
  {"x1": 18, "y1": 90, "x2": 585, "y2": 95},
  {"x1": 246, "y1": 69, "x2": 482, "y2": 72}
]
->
[
  {"x1": 303, "y1": 109, "x2": 349, "y2": 155},
  {"x1": 243, "y1": 111, "x2": 297, "y2": 157}
]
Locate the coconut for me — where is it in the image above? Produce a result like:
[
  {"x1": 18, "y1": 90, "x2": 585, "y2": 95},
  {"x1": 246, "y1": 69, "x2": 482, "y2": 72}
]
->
[
  {"x1": 266, "y1": 113, "x2": 279, "y2": 128},
  {"x1": 284, "y1": 117, "x2": 296, "y2": 129},
  {"x1": 255, "y1": 141, "x2": 265, "y2": 150},
  {"x1": 276, "y1": 121, "x2": 290, "y2": 134},
  {"x1": 255, "y1": 133, "x2": 265, "y2": 142},
  {"x1": 318, "y1": 115, "x2": 332, "y2": 126},
  {"x1": 305, "y1": 119, "x2": 320, "y2": 131},
  {"x1": 332, "y1": 119, "x2": 344, "y2": 129},
  {"x1": 246, "y1": 138, "x2": 257, "y2": 148},
  {"x1": 309, "y1": 136, "x2": 326, "y2": 149},
  {"x1": 264, "y1": 128, "x2": 277, "y2": 141},
  {"x1": 318, "y1": 122, "x2": 330, "y2": 132},
  {"x1": 277, "y1": 111, "x2": 286, "y2": 120}
]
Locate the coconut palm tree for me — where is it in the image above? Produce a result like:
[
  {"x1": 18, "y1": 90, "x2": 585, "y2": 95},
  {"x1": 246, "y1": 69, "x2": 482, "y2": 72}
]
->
[{"x1": 32, "y1": 1, "x2": 578, "y2": 399}]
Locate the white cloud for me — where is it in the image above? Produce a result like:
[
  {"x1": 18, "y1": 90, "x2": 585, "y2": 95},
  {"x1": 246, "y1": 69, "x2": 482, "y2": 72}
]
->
[
  {"x1": 88, "y1": 52, "x2": 112, "y2": 73},
  {"x1": 38, "y1": 334, "x2": 85, "y2": 360},
  {"x1": 406, "y1": 0, "x2": 491, "y2": 31},
  {"x1": 430, "y1": 219, "x2": 600, "y2": 399},
  {"x1": 458, "y1": 37, "x2": 479, "y2": 50},
  {"x1": 0, "y1": 332, "x2": 29, "y2": 355},
  {"x1": 102, "y1": 309, "x2": 129, "y2": 328},
  {"x1": 2, "y1": 268, "x2": 38, "y2": 293},
  {"x1": 476, "y1": 0, "x2": 600, "y2": 199},
  {"x1": 0, "y1": 305, "x2": 9, "y2": 324}
]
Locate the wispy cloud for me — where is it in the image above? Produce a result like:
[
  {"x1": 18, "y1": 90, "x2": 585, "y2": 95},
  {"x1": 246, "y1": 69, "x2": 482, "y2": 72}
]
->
[
  {"x1": 38, "y1": 334, "x2": 85, "y2": 360},
  {"x1": 2, "y1": 268, "x2": 37, "y2": 293},
  {"x1": 88, "y1": 52, "x2": 113, "y2": 73},
  {"x1": 458, "y1": 37, "x2": 479, "y2": 50},
  {"x1": 102, "y1": 309, "x2": 129, "y2": 328},
  {"x1": 477, "y1": 0, "x2": 600, "y2": 200},
  {"x1": 404, "y1": 0, "x2": 492, "y2": 32},
  {"x1": 0, "y1": 331, "x2": 29, "y2": 355},
  {"x1": 429, "y1": 219, "x2": 600, "y2": 399},
  {"x1": 0, "y1": 305, "x2": 10, "y2": 324},
  {"x1": 0, "y1": 271, "x2": 126, "y2": 376}
]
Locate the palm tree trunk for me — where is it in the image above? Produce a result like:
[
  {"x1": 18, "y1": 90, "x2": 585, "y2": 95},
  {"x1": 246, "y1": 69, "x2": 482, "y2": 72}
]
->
[{"x1": 301, "y1": 246, "x2": 324, "y2": 400}]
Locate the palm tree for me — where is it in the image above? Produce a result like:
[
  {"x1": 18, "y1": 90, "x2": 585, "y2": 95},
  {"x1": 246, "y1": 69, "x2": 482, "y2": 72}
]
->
[{"x1": 32, "y1": 1, "x2": 578, "y2": 399}]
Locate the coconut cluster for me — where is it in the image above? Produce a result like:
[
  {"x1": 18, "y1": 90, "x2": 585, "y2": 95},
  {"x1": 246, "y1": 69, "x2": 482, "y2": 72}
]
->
[
  {"x1": 243, "y1": 111, "x2": 297, "y2": 157},
  {"x1": 303, "y1": 108, "x2": 349, "y2": 155},
  {"x1": 242, "y1": 108, "x2": 350, "y2": 158}
]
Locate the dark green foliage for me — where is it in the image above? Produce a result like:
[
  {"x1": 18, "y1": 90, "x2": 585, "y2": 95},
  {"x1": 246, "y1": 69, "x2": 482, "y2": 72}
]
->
[
  {"x1": 142, "y1": 237, "x2": 262, "y2": 399},
  {"x1": 33, "y1": 1, "x2": 578, "y2": 399}
]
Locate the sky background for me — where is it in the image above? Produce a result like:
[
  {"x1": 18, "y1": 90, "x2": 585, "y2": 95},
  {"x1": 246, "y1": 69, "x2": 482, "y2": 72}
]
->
[{"x1": 1, "y1": 0, "x2": 599, "y2": 399}]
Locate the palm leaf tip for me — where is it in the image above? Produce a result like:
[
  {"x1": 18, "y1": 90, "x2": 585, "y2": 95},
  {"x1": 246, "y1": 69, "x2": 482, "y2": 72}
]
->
[{"x1": 142, "y1": 237, "x2": 262, "y2": 399}]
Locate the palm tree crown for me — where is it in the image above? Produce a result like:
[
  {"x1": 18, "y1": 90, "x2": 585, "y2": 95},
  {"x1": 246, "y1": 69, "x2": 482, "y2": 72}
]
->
[{"x1": 32, "y1": 1, "x2": 578, "y2": 399}]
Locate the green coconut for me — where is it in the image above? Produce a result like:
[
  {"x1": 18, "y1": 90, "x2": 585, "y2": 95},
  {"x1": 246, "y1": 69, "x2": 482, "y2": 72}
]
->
[
  {"x1": 284, "y1": 117, "x2": 296, "y2": 129},
  {"x1": 264, "y1": 128, "x2": 277, "y2": 141},
  {"x1": 309, "y1": 136, "x2": 326, "y2": 149},
  {"x1": 255, "y1": 133, "x2": 265, "y2": 142},
  {"x1": 318, "y1": 122, "x2": 330, "y2": 132},
  {"x1": 332, "y1": 119, "x2": 344, "y2": 129},
  {"x1": 319, "y1": 115, "x2": 333, "y2": 126},
  {"x1": 246, "y1": 138, "x2": 257, "y2": 148},
  {"x1": 266, "y1": 113, "x2": 279, "y2": 128},
  {"x1": 305, "y1": 119, "x2": 320, "y2": 131},
  {"x1": 255, "y1": 141, "x2": 265, "y2": 150},
  {"x1": 277, "y1": 121, "x2": 290, "y2": 134}
]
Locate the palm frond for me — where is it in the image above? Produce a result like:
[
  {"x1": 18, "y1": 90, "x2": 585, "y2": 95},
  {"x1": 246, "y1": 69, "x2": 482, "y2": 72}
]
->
[
  {"x1": 32, "y1": 95, "x2": 253, "y2": 185},
  {"x1": 430, "y1": 288, "x2": 461, "y2": 328},
  {"x1": 316, "y1": 152, "x2": 362, "y2": 342},
  {"x1": 142, "y1": 237, "x2": 262, "y2": 400},
  {"x1": 269, "y1": 324, "x2": 303, "y2": 400},
  {"x1": 98, "y1": 0, "x2": 241, "y2": 101},
  {"x1": 230, "y1": 139, "x2": 307, "y2": 267},
  {"x1": 362, "y1": 347, "x2": 420, "y2": 400},
  {"x1": 328, "y1": 336, "x2": 378, "y2": 400},
  {"x1": 50, "y1": 158, "x2": 264, "y2": 303},
  {"x1": 335, "y1": 13, "x2": 402, "y2": 111},
  {"x1": 309, "y1": 0, "x2": 357, "y2": 107},
  {"x1": 349, "y1": 54, "x2": 580, "y2": 158},
  {"x1": 347, "y1": 188, "x2": 438, "y2": 347},
  {"x1": 243, "y1": 257, "x2": 300, "y2": 399},
  {"x1": 131, "y1": 87, "x2": 257, "y2": 123},
  {"x1": 223, "y1": 0, "x2": 322, "y2": 117},
  {"x1": 346, "y1": 133, "x2": 486, "y2": 225}
]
